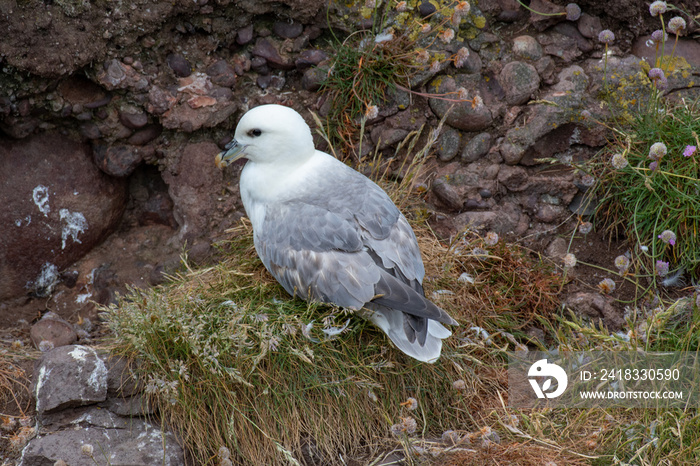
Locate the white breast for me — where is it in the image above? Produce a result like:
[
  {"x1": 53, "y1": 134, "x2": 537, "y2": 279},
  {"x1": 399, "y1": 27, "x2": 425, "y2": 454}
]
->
[{"x1": 239, "y1": 150, "x2": 332, "y2": 232}]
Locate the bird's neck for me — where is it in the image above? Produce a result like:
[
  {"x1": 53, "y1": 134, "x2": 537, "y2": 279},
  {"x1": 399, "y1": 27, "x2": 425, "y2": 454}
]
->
[{"x1": 240, "y1": 151, "x2": 327, "y2": 206}]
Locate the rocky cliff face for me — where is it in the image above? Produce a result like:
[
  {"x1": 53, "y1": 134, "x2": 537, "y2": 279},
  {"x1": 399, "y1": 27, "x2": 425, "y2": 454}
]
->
[{"x1": 1, "y1": 0, "x2": 699, "y2": 331}]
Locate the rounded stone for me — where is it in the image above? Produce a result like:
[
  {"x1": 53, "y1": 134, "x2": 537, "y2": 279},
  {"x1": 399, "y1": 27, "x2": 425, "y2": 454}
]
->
[
  {"x1": 436, "y1": 126, "x2": 462, "y2": 162},
  {"x1": 236, "y1": 24, "x2": 254, "y2": 45},
  {"x1": 167, "y1": 53, "x2": 192, "y2": 77},
  {"x1": 512, "y1": 35, "x2": 543, "y2": 61},
  {"x1": 418, "y1": 1, "x2": 436, "y2": 17},
  {"x1": 119, "y1": 110, "x2": 148, "y2": 129},
  {"x1": 428, "y1": 75, "x2": 493, "y2": 132},
  {"x1": 498, "y1": 61, "x2": 540, "y2": 105},
  {"x1": 206, "y1": 60, "x2": 237, "y2": 88},
  {"x1": 461, "y1": 132, "x2": 492, "y2": 163},
  {"x1": 272, "y1": 21, "x2": 303, "y2": 39},
  {"x1": 30, "y1": 313, "x2": 78, "y2": 350}
]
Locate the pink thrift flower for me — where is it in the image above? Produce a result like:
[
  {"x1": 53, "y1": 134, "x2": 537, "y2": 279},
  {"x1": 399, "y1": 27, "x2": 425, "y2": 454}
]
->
[{"x1": 683, "y1": 145, "x2": 696, "y2": 157}]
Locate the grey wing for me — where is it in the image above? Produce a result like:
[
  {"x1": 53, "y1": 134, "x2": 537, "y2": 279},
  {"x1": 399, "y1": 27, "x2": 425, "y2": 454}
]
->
[
  {"x1": 254, "y1": 202, "x2": 380, "y2": 310},
  {"x1": 325, "y1": 167, "x2": 426, "y2": 286}
]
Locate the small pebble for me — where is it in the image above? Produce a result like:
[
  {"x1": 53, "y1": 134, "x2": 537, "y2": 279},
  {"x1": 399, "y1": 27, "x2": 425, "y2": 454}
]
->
[{"x1": 167, "y1": 53, "x2": 192, "y2": 78}]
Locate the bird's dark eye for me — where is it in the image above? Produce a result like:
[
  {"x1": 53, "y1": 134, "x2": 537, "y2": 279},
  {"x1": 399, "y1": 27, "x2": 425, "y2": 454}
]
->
[{"x1": 248, "y1": 129, "x2": 262, "y2": 137}]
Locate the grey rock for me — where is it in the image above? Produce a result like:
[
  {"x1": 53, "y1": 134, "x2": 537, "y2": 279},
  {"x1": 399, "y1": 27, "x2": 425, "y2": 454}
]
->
[
  {"x1": 102, "y1": 394, "x2": 153, "y2": 417},
  {"x1": 302, "y1": 66, "x2": 328, "y2": 91},
  {"x1": 371, "y1": 127, "x2": 409, "y2": 150},
  {"x1": 432, "y1": 177, "x2": 463, "y2": 210},
  {"x1": 436, "y1": 126, "x2": 462, "y2": 161},
  {"x1": 632, "y1": 36, "x2": 700, "y2": 69},
  {"x1": 544, "y1": 237, "x2": 568, "y2": 260},
  {"x1": 577, "y1": 13, "x2": 602, "y2": 40},
  {"x1": 568, "y1": 192, "x2": 597, "y2": 216},
  {"x1": 552, "y1": 22, "x2": 593, "y2": 53},
  {"x1": 34, "y1": 345, "x2": 108, "y2": 414},
  {"x1": 30, "y1": 312, "x2": 78, "y2": 350},
  {"x1": 428, "y1": 75, "x2": 493, "y2": 132},
  {"x1": 461, "y1": 133, "x2": 492, "y2": 163},
  {"x1": 512, "y1": 35, "x2": 542, "y2": 61},
  {"x1": 448, "y1": 42, "x2": 482, "y2": 74},
  {"x1": 418, "y1": 0, "x2": 436, "y2": 17},
  {"x1": 104, "y1": 354, "x2": 142, "y2": 398},
  {"x1": 210, "y1": 86, "x2": 234, "y2": 101},
  {"x1": 535, "y1": 203, "x2": 566, "y2": 223},
  {"x1": 250, "y1": 56, "x2": 270, "y2": 75},
  {"x1": 534, "y1": 56, "x2": 556, "y2": 83},
  {"x1": 499, "y1": 61, "x2": 540, "y2": 105},
  {"x1": 20, "y1": 409, "x2": 184, "y2": 466},
  {"x1": 540, "y1": 32, "x2": 583, "y2": 62},
  {"x1": 500, "y1": 65, "x2": 588, "y2": 164},
  {"x1": 454, "y1": 202, "x2": 527, "y2": 235},
  {"x1": 79, "y1": 122, "x2": 102, "y2": 140},
  {"x1": 565, "y1": 292, "x2": 624, "y2": 330}
]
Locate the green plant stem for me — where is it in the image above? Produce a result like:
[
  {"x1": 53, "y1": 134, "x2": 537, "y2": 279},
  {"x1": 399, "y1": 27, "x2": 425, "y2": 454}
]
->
[{"x1": 515, "y1": 0, "x2": 565, "y2": 17}]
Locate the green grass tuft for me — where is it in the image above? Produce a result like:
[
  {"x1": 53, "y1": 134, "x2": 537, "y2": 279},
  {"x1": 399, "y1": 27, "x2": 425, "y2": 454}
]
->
[{"x1": 591, "y1": 99, "x2": 700, "y2": 280}]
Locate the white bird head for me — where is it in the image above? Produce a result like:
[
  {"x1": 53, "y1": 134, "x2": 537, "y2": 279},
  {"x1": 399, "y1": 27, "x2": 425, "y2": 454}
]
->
[{"x1": 215, "y1": 104, "x2": 315, "y2": 168}]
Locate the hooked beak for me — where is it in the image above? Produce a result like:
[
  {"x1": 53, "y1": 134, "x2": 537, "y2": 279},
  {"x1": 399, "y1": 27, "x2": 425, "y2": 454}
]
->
[{"x1": 215, "y1": 139, "x2": 247, "y2": 169}]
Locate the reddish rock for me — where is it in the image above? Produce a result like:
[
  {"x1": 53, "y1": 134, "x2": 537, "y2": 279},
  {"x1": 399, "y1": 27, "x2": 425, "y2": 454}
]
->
[
  {"x1": 92, "y1": 144, "x2": 146, "y2": 177},
  {"x1": 295, "y1": 49, "x2": 328, "y2": 70},
  {"x1": 161, "y1": 100, "x2": 238, "y2": 132},
  {"x1": 96, "y1": 59, "x2": 149, "y2": 91},
  {"x1": 146, "y1": 86, "x2": 178, "y2": 115},
  {"x1": 273, "y1": 21, "x2": 303, "y2": 39},
  {"x1": 0, "y1": 133, "x2": 127, "y2": 302},
  {"x1": 119, "y1": 110, "x2": 148, "y2": 129},
  {"x1": 236, "y1": 24, "x2": 254, "y2": 45},
  {"x1": 58, "y1": 76, "x2": 110, "y2": 107},
  {"x1": 30, "y1": 312, "x2": 78, "y2": 350},
  {"x1": 127, "y1": 124, "x2": 162, "y2": 146},
  {"x1": 251, "y1": 38, "x2": 295, "y2": 70},
  {"x1": 527, "y1": 0, "x2": 565, "y2": 31},
  {"x1": 206, "y1": 60, "x2": 237, "y2": 87},
  {"x1": 167, "y1": 53, "x2": 192, "y2": 77},
  {"x1": 162, "y1": 142, "x2": 225, "y2": 241}
]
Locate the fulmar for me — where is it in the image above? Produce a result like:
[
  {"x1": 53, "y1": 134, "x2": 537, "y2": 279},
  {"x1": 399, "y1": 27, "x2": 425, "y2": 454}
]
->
[{"x1": 215, "y1": 104, "x2": 457, "y2": 363}]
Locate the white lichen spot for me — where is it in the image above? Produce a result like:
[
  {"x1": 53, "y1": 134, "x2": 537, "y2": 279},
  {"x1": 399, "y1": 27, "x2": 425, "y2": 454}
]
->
[
  {"x1": 69, "y1": 346, "x2": 108, "y2": 393},
  {"x1": 69, "y1": 345, "x2": 89, "y2": 362},
  {"x1": 34, "y1": 365, "x2": 52, "y2": 412},
  {"x1": 87, "y1": 354, "x2": 108, "y2": 393},
  {"x1": 27, "y1": 262, "x2": 59, "y2": 296},
  {"x1": 59, "y1": 208, "x2": 88, "y2": 249},
  {"x1": 14, "y1": 216, "x2": 30, "y2": 227},
  {"x1": 32, "y1": 185, "x2": 50, "y2": 216},
  {"x1": 76, "y1": 292, "x2": 92, "y2": 304}
]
